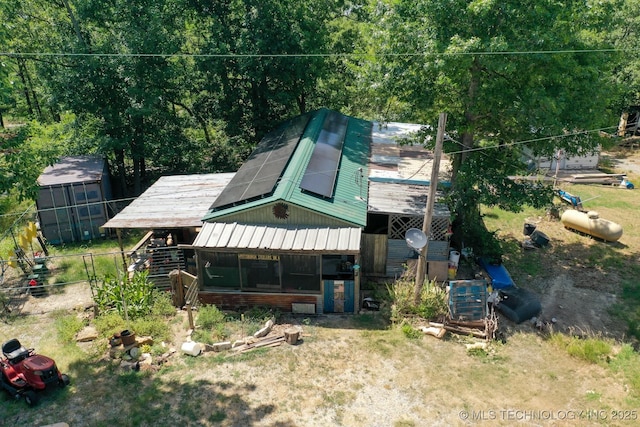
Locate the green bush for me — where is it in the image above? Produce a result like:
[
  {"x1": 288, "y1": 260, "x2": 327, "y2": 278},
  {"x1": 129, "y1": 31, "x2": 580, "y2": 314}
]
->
[
  {"x1": 131, "y1": 317, "x2": 171, "y2": 342},
  {"x1": 193, "y1": 304, "x2": 228, "y2": 343},
  {"x1": 388, "y1": 278, "x2": 449, "y2": 323},
  {"x1": 94, "y1": 312, "x2": 127, "y2": 337},
  {"x1": 151, "y1": 290, "x2": 177, "y2": 317},
  {"x1": 196, "y1": 304, "x2": 226, "y2": 329}
]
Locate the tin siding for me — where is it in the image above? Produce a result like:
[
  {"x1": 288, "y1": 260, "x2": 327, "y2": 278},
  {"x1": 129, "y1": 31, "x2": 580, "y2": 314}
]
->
[{"x1": 215, "y1": 203, "x2": 356, "y2": 227}]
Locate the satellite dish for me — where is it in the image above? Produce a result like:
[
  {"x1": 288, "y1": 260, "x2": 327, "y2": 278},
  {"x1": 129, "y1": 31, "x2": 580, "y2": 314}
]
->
[{"x1": 405, "y1": 228, "x2": 427, "y2": 250}]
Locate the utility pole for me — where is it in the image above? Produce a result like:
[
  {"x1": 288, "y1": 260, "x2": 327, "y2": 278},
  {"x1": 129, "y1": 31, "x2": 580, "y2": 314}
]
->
[{"x1": 414, "y1": 112, "x2": 447, "y2": 304}]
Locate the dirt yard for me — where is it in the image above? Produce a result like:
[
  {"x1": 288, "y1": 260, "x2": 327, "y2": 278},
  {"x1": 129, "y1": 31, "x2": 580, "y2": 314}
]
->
[{"x1": 1, "y1": 147, "x2": 639, "y2": 427}]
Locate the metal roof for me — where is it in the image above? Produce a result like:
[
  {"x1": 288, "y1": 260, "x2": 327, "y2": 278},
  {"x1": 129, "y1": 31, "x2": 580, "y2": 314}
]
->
[
  {"x1": 202, "y1": 109, "x2": 371, "y2": 227},
  {"x1": 369, "y1": 121, "x2": 452, "y2": 185},
  {"x1": 103, "y1": 173, "x2": 235, "y2": 229},
  {"x1": 191, "y1": 222, "x2": 361, "y2": 253},
  {"x1": 368, "y1": 181, "x2": 449, "y2": 217},
  {"x1": 37, "y1": 156, "x2": 106, "y2": 186}
]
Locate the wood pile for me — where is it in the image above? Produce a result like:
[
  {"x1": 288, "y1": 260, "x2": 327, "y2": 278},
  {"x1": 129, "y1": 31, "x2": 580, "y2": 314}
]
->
[
  {"x1": 420, "y1": 310, "x2": 499, "y2": 341},
  {"x1": 229, "y1": 334, "x2": 286, "y2": 354}
]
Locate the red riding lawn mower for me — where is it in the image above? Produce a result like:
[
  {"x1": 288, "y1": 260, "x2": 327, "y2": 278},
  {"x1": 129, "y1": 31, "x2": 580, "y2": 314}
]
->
[{"x1": 0, "y1": 339, "x2": 70, "y2": 406}]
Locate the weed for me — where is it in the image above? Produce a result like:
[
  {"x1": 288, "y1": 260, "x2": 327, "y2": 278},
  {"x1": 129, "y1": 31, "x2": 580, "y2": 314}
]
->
[
  {"x1": 388, "y1": 278, "x2": 448, "y2": 323},
  {"x1": 196, "y1": 304, "x2": 226, "y2": 329},
  {"x1": 401, "y1": 323, "x2": 422, "y2": 339},
  {"x1": 53, "y1": 311, "x2": 85, "y2": 343},
  {"x1": 550, "y1": 333, "x2": 613, "y2": 364}
]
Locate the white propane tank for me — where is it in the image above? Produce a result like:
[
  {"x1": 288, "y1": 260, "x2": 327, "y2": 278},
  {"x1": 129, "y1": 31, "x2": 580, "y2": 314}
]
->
[{"x1": 560, "y1": 210, "x2": 623, "y2": 242}]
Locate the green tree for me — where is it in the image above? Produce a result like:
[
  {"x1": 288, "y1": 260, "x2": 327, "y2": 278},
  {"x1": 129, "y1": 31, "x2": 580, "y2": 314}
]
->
[
  {"x1": 609, "y1": 0, "x2": 640, "y2": 112},
  {"x1": 373, "y1": 0, "x2": 619, "y2": 257}
]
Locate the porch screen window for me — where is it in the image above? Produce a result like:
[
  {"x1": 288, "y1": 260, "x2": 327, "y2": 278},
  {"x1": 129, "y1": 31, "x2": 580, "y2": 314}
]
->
[
  {"x1": 240, "y1": 254, "x2": 280, "y2": 291},
  {"x1": 200, "y1": 252, "x2": 240, "y2": 289},
  {"x1": 281, "y1": 255, "x2": 320, "y2": 293}
]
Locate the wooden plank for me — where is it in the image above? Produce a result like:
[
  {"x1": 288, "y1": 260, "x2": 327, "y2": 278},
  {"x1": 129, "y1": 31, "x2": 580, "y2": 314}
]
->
[{"x1": 198, "y1": 292, "x2": 317, "y2": 312}]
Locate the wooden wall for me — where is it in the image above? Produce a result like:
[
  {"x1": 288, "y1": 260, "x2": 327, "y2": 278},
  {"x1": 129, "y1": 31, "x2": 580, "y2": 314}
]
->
[{"x1": 198, "y1": 292, "x2": 320, "y2": 313}]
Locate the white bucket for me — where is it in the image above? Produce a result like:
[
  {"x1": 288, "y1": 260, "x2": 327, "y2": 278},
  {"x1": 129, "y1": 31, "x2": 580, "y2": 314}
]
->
[
  {"x1": 181, "y1": 341, "x2": 201, "y2": 357},
  {"x1": 449, "y1": 250, "x2": 461, "y2": 267}
]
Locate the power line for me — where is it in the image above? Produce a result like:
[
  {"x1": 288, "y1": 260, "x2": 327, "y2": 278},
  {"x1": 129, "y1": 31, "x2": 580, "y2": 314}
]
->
[
  {"x1": 0, "y1": 48, "x2": 636, "y2": 59},
  {"x1": 445, "y1": 126, "x2": 618, "y2": 156}
]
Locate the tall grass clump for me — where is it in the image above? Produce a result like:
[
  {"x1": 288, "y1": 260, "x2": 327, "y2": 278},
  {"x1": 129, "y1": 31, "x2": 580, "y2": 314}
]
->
[
  {"x1": 549, "y1": 333, "x2": 613, "y2": 364},
  {"x1": 388, "y1": 278, "x2": 448, "y2": 324},
  {"x1": 192, "y1": 304, "x2": 228, "y2": 344}
]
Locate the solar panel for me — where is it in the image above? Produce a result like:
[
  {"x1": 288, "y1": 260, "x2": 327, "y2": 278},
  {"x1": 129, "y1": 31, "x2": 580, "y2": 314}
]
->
[
  {"x1": 299, "y1": 111, "x2": 348, "y2": 198},
  {"x1": 210, "y1": 114, "x2": 310, "y2": 210}
]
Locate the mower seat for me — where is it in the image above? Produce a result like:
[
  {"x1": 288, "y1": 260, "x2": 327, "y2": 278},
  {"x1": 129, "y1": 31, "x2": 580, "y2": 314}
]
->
[{"x1": 2, "y1": 339, "x2": 29, "y2": 364}]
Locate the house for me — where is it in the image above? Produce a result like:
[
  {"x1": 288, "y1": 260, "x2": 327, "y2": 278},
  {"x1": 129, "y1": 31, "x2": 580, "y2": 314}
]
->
[
  {"x1": 521, "y1": 146, "x2": 601, "y2": 172},
  {"x1": 36, "y1": 156, "x2": 113, "y2": 244},
  {"x1": 102, "y1": 109, "x2": 453, "y2": 313},
  {"x1": 190, "y1": 109, "x2": 452, "y2": 314}
]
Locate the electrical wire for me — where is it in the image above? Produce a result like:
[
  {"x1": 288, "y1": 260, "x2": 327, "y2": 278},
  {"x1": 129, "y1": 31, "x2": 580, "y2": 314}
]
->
[{"x1": 1, "y1": 48, "x2": 637, "y2": 59}]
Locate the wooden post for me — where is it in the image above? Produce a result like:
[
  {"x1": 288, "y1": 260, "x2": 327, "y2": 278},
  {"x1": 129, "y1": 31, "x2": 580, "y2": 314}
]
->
[
  {"x1": 176, "y1": 269, "x2": 185, "y2": 307},
  {"x1": 186, "y1": 302, "x2": 195, "y2": 330},
  {"x1": 116, "y1": 229, "x2": 128, "y2": 279},
  {"x1": 415, "y1": 113, "x2": 447, "y2": 304}
]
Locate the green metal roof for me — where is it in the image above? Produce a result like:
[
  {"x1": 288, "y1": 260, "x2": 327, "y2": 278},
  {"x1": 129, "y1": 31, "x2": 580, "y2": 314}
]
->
[{"x1": 202, "y1": 109, "x2": 371, "y2": 226}]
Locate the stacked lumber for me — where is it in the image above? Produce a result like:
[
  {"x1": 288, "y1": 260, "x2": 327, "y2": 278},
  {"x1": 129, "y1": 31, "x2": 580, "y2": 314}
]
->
[
  {"x1": 568, "y1": 173, "x2": 625, "y2": 185},
  {"x1": 230, "y1": 334, "x2": 285, "y2": 354}
]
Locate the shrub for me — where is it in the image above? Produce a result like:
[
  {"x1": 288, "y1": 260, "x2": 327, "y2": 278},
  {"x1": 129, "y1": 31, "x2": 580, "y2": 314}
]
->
[
  {"x1": 94, "y1": 312, "x2": 127, "y2": 337},
  {"x1": 150, "y1": 290, "x2": 176, "y2": 317},
  {"x1": 388, "y1": 278, "x2": 448, "y2": 323},
  {"x1": 196, "y1": 304, "x2": 226, "y2": 329},
  {"x1": 131, "y1": 317, "x2": 171, "y2": 342}
]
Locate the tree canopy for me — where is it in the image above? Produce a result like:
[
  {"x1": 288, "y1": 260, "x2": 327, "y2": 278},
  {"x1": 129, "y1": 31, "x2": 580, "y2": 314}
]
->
[{"x1": 0, "y1": 0, "x2": 636, "y2": 250}]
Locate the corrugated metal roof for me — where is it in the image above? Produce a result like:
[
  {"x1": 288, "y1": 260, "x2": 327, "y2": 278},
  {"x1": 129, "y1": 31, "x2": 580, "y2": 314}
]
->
[
  {"x1": 202, "y1": 109, "x2": 371, "y2": 227},
  {"x1": 368, "y1": 181, "x2": 449, "y2": 217},
  {"x1": 369, "y1": 121, "x2": 452, "y2": 184},
  {"x1": 37, "y1": 156, "x2": 106, "y2": 186},
  {"x1": 103, "y1": 173, "x2": 235, "y2": 229},
  {"x1": 192, "y1": 222, "x2": 361, "y2": 252}
]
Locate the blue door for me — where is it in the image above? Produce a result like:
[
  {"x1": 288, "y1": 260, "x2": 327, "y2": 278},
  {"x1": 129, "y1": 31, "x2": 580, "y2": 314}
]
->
[{"x1": 324, "y1": 280, "x2": 354, "y2": 313}]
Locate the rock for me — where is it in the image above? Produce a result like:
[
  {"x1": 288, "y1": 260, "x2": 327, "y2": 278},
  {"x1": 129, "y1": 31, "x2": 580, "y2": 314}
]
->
[
  {"x1": 204, "y1": 341, "x2": 232, "y2": 352},
  {"x1": 135, "y1": 335, "x2": 154, "y2": 346},
  {"x1": 253, "y1": 318, "x2": 275, "y2": 338},
  {"x1": 232, "y1": 339, "x2": 246, "y2": 348},
  {"x1": 75, "y1": 326, "x2": 99, "y2": 342}
]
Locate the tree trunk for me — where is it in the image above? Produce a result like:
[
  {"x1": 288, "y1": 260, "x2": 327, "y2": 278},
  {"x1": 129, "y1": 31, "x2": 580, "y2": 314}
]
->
[
  {"x1": 61, "y1": 0, "x2": 89, "y2": 50},
  {"x1": 114, "y1": 148, "x2": 127, "y2": 197},
  {"x1": 171, "y1": 100, "x2": 212, "y2": 146},
  {"x1": 0, "y1": 110, "x2": 4, "y2": 128},
  {"x1": 16, "y1": 58, "x2": 34, "y2": 116},
  {"x1": 131, "y1": 115, "x2": 144, "y2": 195},
  {"x1": 451, "y1": 58, "x2": 480, "y2": 186}
]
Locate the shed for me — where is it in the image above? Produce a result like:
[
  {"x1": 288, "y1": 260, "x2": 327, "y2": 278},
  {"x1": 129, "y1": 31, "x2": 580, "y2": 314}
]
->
[{"x1": 36, "y1": 156, "x2": 112, "y2": 244}]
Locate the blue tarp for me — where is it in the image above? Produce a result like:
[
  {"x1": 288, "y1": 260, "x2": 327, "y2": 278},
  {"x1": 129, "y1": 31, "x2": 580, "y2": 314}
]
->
[{"x1": 478, "y1": 258, "x2": 515, "y2": 290}]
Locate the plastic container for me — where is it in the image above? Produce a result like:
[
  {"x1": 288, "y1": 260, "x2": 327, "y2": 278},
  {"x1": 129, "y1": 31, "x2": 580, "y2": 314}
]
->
[
  {"x1": 181, "y1": 341, "x2": 201, "y2": 356},
  {"x1": 449, "y1": 250, "x2": 461, "y2": 267}
]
